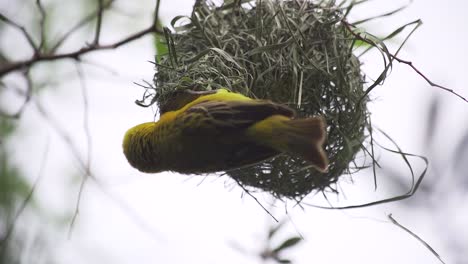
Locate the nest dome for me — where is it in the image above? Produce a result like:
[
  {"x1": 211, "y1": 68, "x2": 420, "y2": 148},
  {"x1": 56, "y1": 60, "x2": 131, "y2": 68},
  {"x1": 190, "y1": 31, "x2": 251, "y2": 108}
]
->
[{"x1": 149, "y1": 0, "x2": 369, "y2": 199}]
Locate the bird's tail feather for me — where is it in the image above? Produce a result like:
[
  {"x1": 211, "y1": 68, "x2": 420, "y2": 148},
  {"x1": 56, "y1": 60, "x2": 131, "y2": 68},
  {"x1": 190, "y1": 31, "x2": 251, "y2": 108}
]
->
[{"x1": 282, "y1": 117, "x2": 328, "y2": 172}]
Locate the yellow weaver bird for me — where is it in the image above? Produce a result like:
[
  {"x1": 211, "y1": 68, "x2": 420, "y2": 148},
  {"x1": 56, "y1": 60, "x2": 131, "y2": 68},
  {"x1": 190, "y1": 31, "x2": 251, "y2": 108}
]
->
[{"x1": 123, "y1": 89, "x2": 329, "y2": 174}]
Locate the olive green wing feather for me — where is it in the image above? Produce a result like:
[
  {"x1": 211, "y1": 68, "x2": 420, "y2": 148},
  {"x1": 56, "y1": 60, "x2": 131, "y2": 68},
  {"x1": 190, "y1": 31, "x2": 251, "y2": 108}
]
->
[
  {"x1": 176, "y1": 99, "x2": 294, "y2": 169},
  {"x1": 180, "y1": 99, "x2": 295, "y2": 131},
  {"x1": 159, "y1": 89, "x2": 218, "y2": 114}
]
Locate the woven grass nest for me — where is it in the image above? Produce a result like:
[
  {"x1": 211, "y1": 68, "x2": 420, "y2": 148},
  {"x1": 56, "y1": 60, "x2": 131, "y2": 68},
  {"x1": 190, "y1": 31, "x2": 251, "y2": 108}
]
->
[{"x1": 143, "y1": 0, "x2": 372, "y2": 200}]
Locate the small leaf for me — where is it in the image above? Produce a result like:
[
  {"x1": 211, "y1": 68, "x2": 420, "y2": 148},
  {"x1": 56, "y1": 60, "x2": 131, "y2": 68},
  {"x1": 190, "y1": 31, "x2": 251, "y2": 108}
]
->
[
  {"x1": 154, "y1": 20, "x2": 168, "y2": 63},
  {"x1": 273, "y1": 237, "x2": 302, "y2": 253},
  {"x1": 353, "y1": 39, "x2": 372, "y2": 48},
  {"x1": 278, "y1": 259, "x2": 292, "y2": 264},
  {"x1": 268, "y1": 221, "x2": 285, "y2": 239}
]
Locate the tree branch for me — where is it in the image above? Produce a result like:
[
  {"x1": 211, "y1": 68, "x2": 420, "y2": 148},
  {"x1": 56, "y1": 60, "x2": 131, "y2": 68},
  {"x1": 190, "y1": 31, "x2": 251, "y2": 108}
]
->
[
  {"x1": 342, "y1": 20, "x2": 468, "y2": 104},
  {"x1": 0, "y1": 70, "x2": 33, "y2": 119},
  {"x1": 50, "y1": 0, "x2": 116, "y2": 53},
  {"x1": 0, "y1": 0, "x2": 163, "y2": 77},
  {"x1": 36, "y1": 0, "x2": 47, "y2": 53},
  {"x1": 0, "y1": 25, "x2": 162, "y2": 77},
  {"x1": 92, "y1": 0, "x2": 105, "y2": 45},
  {"x1": 0, "y1": 13, "x2": 38, "y2": 52},
  {"x1": 68, "y1": 62, "x2": 92, "y2": 238},
  {"x1": 389, "y1": 54, "x2": 468, "y2": 103}
]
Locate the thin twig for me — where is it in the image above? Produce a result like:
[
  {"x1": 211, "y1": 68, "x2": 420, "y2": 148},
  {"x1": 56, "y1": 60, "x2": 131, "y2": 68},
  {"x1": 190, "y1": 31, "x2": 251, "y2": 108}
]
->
[
  {"x1": 68, "y1": 63, "x2": 93, "y2": 238},
  {"x1": 388, "y1": 214, "x2": 446, "y2": 264},
  {"x1": 0, "y1": 70, "x2": 33, "y2": 119},
  {"x1": 152, "y1": 0, "x2": 161, "y2": 26},
  {"x1": 34, "y1": 97, "x2": 163, "y2": 242},
  {"x1": 50, "y1": 0, "x2": 116, "y2": 53},
  {"x1": 36, "y1": 0, "x2": 47, "y2": 53},
  {"x1": 68, "y1": 177, "x2": 87, "y2": 238},
  {"x1": 233, "y1": 178, "x2": 278, "y2": 222},
  {"x1": 27, "y1": 0, "x2": 163, "y2": 239},
  {"x1": 342, "y1": 19, "x2": 468, "y2": 104},
  {"x1": 35, "y1": 100, "x2": 88, "y2": 170},
  {"x1": 91, "y1": 177, "x2": 164, "y2": 243},
  {"x1": 0, "y1": 13, "x2": 38, "y2": 52},
  {"x1": 0, "y1": 26, "x2": 161, "y2": 76},
  {"x1": 93, "y1": 0, "x2": 105, "y2": 45},
  {"x1": 0, "y1": 0, "x2": 163, "y2": 77},
  {"x1": 390, "y1": 54, "x2": 468, "y2": 103}
]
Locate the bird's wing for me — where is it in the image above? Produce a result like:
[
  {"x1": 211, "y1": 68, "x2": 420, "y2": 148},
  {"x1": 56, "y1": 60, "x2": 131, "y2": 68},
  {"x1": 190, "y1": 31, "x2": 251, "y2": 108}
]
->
[
  {"x1": 159, "y1": 89, "x2": 218, "y2": 114},
  {"x1": 176, "y1": 99, "x2": 288, "y2": 169},
  {"x1": 180, "y1": 99, "x2": 295, "y2": 131}
]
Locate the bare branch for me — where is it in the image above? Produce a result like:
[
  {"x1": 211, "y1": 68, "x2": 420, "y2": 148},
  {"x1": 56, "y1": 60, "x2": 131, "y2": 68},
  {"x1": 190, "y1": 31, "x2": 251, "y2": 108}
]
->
[
  {"x1": 36, "y1": 0, "x2": 47, "y2": 52},
  {"x1": 0, "y1": 13, "x2": 38, "y2": 52},
  {"x1": 50, "y1": 0, "x2": 116, "y2": 53},
  {"x1": 68, "y1": 63, "x2": 92, "y2": 238},
  {"x1": 35, "y1": 100, "x2": 88, "y2": 170},
  {"x1": 0, "y1": 0, "x2": 165, "y2": 242},
  {"x1": 153, "y1": 0, "x2": 161, "y2": 26},
  {"x1": 0, "y1": 24, "x2": 162, "y2": 77},
  {"x1": 34, "y1": 98, "x2": 90, "y2": 236},
  {"x1": 93, "y1": 0, "x2": 105, "y2": 45},
  {"x1": 0, "y1": 0, "x2": 162, "y2": 77},
  {"x1": 231, "y1": 177, "x2": 279, "y2": 222},
  {"x1": 342, "y1": 20, "x2": 468, "y2": 104},
  {"x1": 34, "y1": 96, "x2": 164, "y2": 242},
  {"x1": 90, "y1": 177, "x2": 164, "y2": 243},
  {"x1": 390, "y1": 55, "x2": 468, "y2": 103},
  {"x1": 0, "y1": 70, "x2": 33, "y2": 119}
]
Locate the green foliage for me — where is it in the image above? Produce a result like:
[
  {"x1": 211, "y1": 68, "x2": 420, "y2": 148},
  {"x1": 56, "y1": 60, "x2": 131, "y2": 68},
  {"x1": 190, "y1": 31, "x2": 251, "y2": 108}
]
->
[
  {"x1": 260, "y1": 220, "x2": 303, "y2": 264},
  {"x1": 154, "y1": 20, "x2": 168, "y2": 63},
  {"x1": 0, "y1": 159, "x2": 29, "y2": 211},
  {"x1": 0, "y1": 118, "x2": 30, "y2": 211},
  {"x1": 272, "y1": 237, "x2": 302, "y2": 254},
  {"x1": 0, "y1": 117, "x2": 33, "y2": 263}
]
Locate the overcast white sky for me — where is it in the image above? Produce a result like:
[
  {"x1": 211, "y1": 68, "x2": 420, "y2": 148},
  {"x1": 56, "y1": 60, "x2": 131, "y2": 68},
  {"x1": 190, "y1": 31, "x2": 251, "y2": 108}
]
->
[{"x1": 2, "y1": 0, "x2": 468, "y2": 263}]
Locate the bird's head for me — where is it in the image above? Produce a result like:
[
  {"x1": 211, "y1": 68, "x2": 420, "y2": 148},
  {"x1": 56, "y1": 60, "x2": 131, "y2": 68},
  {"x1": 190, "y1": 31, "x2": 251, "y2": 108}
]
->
[{"x1": 123, "y1": 122, "x2": 162, "y2": 173}]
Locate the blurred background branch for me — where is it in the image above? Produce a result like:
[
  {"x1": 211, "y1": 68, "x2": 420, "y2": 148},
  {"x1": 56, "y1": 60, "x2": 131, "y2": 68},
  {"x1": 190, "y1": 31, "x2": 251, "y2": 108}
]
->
[
  {"x1": 0, "y1": 0, "x2": 162, "y2": 85},
  {"x1": 1, "y1": 0, "x2": 164, "y2": 262}
]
